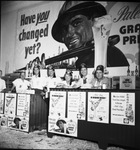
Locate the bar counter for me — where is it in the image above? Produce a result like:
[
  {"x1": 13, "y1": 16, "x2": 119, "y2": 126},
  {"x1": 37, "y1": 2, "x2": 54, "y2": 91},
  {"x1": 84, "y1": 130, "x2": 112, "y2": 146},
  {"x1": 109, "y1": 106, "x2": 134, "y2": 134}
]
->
[{"x1": 48, "y1": 88, "x2": 140, "y2": 150}]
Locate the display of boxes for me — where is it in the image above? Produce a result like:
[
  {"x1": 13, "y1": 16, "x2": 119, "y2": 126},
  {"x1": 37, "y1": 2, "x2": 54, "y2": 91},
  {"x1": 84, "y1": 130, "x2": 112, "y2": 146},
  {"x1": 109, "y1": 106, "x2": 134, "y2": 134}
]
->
[
  {"x1": 112, "y1": 76, "x2": 140, "y2": 89},
  {"x1": 120, "y1": 76, "x2": 140, "y2": 89},
  {"x1": 112, "y1": 76, "x2": 120, "y2": 89}
]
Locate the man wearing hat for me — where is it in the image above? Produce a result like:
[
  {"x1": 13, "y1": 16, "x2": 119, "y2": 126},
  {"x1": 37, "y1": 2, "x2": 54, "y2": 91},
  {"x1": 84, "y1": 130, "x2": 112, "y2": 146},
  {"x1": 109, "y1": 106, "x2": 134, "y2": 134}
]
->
[
  {"x1": 55, "y1": 119, "x2": 69, "y2": 134},
  {"x1": 51, "y1": 1, "x2": 129, "y2": 69},
  {"x1": 91, "y1": 65, "x2": 110, "y2": 89}
]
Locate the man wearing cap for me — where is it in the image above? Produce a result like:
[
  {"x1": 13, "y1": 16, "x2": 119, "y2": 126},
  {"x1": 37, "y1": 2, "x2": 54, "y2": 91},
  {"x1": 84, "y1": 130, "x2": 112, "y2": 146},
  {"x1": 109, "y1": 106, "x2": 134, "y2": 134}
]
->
[
  {"x1": 51, "y1": 1, "x2": 129, "y2": 69},
  {"x1": 55, "y1": 119, "x2": 69, "y2": 134},
  {"x1": 91, "y1": 65, "x2": 110, "y2": 89}
]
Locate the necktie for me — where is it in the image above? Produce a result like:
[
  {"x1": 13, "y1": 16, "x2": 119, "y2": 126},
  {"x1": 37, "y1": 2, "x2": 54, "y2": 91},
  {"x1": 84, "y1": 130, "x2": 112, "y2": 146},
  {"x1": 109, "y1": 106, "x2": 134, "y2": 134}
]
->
[{"x1": 83, "y1": 78, "x2": 87, "y2": 84}]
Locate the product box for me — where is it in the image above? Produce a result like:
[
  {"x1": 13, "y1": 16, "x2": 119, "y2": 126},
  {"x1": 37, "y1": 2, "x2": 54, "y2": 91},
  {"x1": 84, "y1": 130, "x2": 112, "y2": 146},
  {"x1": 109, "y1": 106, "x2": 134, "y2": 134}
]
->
[
  {"x1": 112, "y1": 76, "x2": 140, "y2": 89},
  {"x1": 112, "y1": 76, "x2": 120, "y2": 89},
  {"x1": 120, "y1": 76, "x2": 140, "y2": 89}
]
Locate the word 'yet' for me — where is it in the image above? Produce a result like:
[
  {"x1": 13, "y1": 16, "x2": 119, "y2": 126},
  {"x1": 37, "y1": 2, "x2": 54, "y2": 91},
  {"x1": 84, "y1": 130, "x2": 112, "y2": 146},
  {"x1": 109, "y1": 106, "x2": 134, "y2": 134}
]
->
[{"x1": 25, "y1": 42, "x2": 41, "y2": 59}]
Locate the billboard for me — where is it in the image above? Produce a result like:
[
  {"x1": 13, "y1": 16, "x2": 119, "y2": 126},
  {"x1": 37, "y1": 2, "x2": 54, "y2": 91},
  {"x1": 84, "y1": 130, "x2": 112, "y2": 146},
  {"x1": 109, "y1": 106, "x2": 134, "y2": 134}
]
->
[{"x1": 14, "y1": 1, "x2": 139, "y2": 72}]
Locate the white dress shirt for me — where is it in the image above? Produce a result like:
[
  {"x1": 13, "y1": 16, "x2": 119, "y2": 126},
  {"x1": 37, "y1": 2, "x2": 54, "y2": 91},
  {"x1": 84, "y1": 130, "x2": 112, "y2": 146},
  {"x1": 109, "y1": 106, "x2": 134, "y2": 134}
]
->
[
  {"x1": 46, "y1": 76, "x2": 62, "y2": 91},
  {"x1": 30, "y1": 75, "x2": 47, "y2": 90},
  {"x1": 13, "y1": 78, "x2": 30, "y2": 92}
]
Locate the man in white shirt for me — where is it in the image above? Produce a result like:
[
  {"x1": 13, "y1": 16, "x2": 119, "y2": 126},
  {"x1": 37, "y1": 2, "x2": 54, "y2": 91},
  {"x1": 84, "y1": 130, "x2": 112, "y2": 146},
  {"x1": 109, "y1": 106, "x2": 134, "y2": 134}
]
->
[
  {"x1": 75, "y1": 63, "x2": 94, "y2": 89},
  {"x1": 11, "y1": 71, "x2": 31, "y2": 93},
  {"x1": 0, "y1": 70, "x2": 6, "y2": 92},
  {"x1": 91, "y1": 65, "x2": 110, "y2": 89}
]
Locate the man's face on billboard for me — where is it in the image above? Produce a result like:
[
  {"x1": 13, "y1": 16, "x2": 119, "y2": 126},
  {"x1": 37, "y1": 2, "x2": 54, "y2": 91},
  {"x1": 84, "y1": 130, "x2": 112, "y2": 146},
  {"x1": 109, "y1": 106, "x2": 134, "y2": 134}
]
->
[{"x1": 61, "y1": 14, "x2": 93, "y2": 49}]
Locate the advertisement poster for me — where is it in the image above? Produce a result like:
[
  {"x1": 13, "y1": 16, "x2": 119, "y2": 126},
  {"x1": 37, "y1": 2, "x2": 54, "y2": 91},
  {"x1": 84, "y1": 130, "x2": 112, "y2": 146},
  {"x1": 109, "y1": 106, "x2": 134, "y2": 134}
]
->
[
  {"x1": 15, "y1": 1, "x2": 66, "y2": 70},
  {"x1": 0, "y1": 93, "x2": 4, "y2": 114},
  {"x1": 4, "y1": 93, "x2": 17, "y2": 116},
  {"x1": 67, "y1": 91, "x2": 86, "y2": 120},
  {"x1": 48, "y1": 116, "x2": 77, "y2": 137},
  {"x1": 14, "y1": 2, "x2": 139, "y2": 72},
  {"x1": 8, "y1": 116, "x2": 29, "y2": 132},
  {"x1": 88, "y1": 92, "x2": 109, "y2": 123},
  {"x1": 108, "y1": 2, "x2": 140, "y2": 72},
  {"x1": 111, "y1": 92, "x2": 135, "y2": 125},
  {"x1": 49, "y1": 91, "x2": 66, "y2": 117},
  {"x1": 17, "y1": 94, "x2": 30, "y2": 117}
]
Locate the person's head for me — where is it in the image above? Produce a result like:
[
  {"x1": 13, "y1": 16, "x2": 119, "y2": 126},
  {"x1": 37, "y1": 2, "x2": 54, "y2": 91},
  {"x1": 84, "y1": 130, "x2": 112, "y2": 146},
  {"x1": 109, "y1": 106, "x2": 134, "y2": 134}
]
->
[
  {"x1": 33, "y1": 66, "x2": 40, "y2": 77},
  {"x1": 94, "y1": 65, "x2": 104, "y2": 80},
  {"x1": 64, "y1": 69, "x2": 73, "y2": 85},
  {"x1": 79, "y1": 63, "x2": 88, "y2": 78},
  {"x1": 0, "y1": 70, "x2": 2, "y2": 78},
  {"x1": 20, "y1": 71, "x2": 26, "y2": 80},
  {"x1": 56, "y1": 119, "x2": 66, "y2": 130},
  {"x1": 47, "y1": 65, "x2": 56, "y2": 78},
  {"x1": 34, "y1": 57, "x2": 40, "y2": 66},
  {"x1": 52, "y1": 1, "x2": 107, "y2": 50},
  {"x1": 14, "y1": 117, "x2": 21, "y2": 128}
]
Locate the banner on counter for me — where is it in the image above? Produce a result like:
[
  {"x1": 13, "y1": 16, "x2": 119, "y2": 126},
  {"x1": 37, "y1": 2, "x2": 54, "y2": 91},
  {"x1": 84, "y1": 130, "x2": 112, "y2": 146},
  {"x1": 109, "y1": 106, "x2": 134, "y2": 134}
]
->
[
  {"x1": 48, "y1": 116, "x2": 78, "y2": 137},
  {"x1": 8, "y1": 115, "x2": 29, "y2": 132},
  {"x1": 49, "y1": 91, "x2": 67, "y2": 118},
  {"x1": 4, "y1": 93, "x2": 17, "y2": 116},
  {"x1": 17, "y1": 94, "x2": 30, "y2": 117},
  {"x1": 87, "y1": 92, "x2": 109, "y2": 123},
  {"x1": 67, "y1": 91, "x2": 86, "y2": 120},
  {"x1": 111, "y1": 92, "x2": 135, "y2": 125}
]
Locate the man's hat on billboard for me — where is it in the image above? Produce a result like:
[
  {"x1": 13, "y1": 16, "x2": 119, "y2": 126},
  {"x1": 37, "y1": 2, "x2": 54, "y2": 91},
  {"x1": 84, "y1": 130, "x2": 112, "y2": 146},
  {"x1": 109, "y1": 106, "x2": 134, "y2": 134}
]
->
[{"x1": 52, "y1": 1, "x2": 107, "y2": 43}]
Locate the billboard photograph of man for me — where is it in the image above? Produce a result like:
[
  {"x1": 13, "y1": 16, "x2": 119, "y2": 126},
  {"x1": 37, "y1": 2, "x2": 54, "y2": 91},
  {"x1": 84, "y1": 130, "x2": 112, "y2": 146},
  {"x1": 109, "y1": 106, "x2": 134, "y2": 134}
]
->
[{"x1": 51, "y1": 1, "x2": 129, "y2": 69}]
